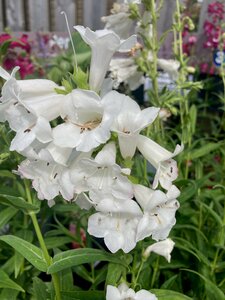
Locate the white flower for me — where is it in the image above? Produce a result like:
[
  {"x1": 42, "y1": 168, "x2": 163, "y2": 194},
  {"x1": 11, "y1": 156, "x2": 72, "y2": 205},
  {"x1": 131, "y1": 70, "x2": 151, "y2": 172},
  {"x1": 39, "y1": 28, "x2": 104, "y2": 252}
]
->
[
  {"x1": 133, "y1": 184, "x2": 180, "y2": 241},
  {"x1": 6, "y1": 104, "x2": 52, "y2": 152},
  {"x1": 88, "y1": 212, "x2": 140, "y2": 253},
  {"x1": 0, "y1": 67, "x2": 20, "y2": 122},
  {"x1": 137, "y1": 135, "x2": 183, "y2": 190},
  {"x1": 109, "y1": 57, "x2": 144, "y2": 91},
  {"x1": 18, "y1": 158, "x2": 67, "y2": 205},
  {"x1": 17, "y1": 79, "x2": 64, "y2": 121},
  {"x1": 38, "y1": 142, "x2": 73, "y2": 166},
  {"x1": 111, "y1": 93, "x2": 159, "y2": 158},
  {"x1": 143, "y1": 238, "x2": 175, "y2": 262},
  {"x1": 157, "y1": 59, "x2": 180, "y2": 81},
  {"x1": 102, "y1": 12, "x2": 133, "y2": 39},
  {"x1": 90, "y1": 191, "x2": 142, "y2": 215},
  {"x1": 74, "y1": 25, "x2": 137, "y2": 92},
  {"x1": 69, "y1": 142, "x2": 133, "y2": 199},
  {"x1": 106, "y1": 283, "x2": 158, "y2": 300},
  {"x1": 0, "y1": 67, "x2": 64, "y2": 122},
  {"x1": 53, "y1": 89, "x2": 120, "y2": 152}
]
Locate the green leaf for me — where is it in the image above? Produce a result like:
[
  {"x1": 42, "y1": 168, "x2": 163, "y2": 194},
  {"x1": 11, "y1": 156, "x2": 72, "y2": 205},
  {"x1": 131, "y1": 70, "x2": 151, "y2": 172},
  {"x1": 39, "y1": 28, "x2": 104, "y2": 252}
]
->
[
  {"x1": 174, "y1": 237, "x2": 210, "y2": 265},
  {"x1": 71, "y1": 67, "x2": 89, "y2": 90},
  {"x1": 45, "y1": 236, "x2": 73, "y2": 249},
  {"x1": 48, "y1": 248, "x2": 125, "y2": 274},
  {"x1": 54, "y1": 87, "x2": 68, "y2": 95},
  {"x1": 0, "y1": 288, "x2": 20, "y2": 300},
  {"x1": 76, "y1": 52, "x2": 91, "y2": 66},
  {"x1": 73, "y1": 265, "x2": 93, "y2": 283},
  {"x1": 0, "y1": 194, "x2": 40, "y2": 213},
  {"x1": 189, "y1": 105, "x2": 197, "y2": 134},
  {"x1": 59, "y1": 269, "x2": 74, "y2": 291},
  {"x1": 181, "y1": 269, "x2": 225, "y2": 300},
  {"x1": 160, "y1": 274, "x2": 179, "y2": 289},
  {"x1": 0, "y1": 170, "x2": 16, "y2": 179},
  {"x1": 151, "y1": 289, "x2": 193, "y2": 299},
  {"x1": 198, "y1": 202, "x2": 223, "y2": 226},
  {"x1": 61, "y1": 78, "x2": 73, "y2": 93},
  {"x1": 0, "y1": 40, "x2": 12, "y2": 56},
  {"x1": 0, "y1": 206, "x2": 18, "y2": 228},
  {"x1": 33, "y1": 277, "x2": 50, "y2": 300},
  {"x1": 0, "y1": 270, "x2": 24, "y2": 292},
  {"x1": 0, "y1": 235, "x2": 47, "y2": 272},
  {"x1": 106, "y1": 263, "x2": 125, "y2": 286},
  {"x1": 92, "y1": 265, "x2": 108, "y2": 288},
  {"x1": 14, "y1": 230, "x2": 33, "y2": 278},
  {"x1": 61, "y1": 290, "x2": 105, "y2": 300},
  {"x1": 190, "y1": 143, "x2": 221, "y2": 160}
]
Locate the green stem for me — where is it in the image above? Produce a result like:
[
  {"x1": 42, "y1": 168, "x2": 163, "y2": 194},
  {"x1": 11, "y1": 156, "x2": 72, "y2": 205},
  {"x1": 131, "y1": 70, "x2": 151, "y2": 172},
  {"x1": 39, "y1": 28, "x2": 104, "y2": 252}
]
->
[
  {"x1": 151, "y1": 256, "x2": 159, "y2": 288},
  {"x1": 133, "y1": 260, "x2": 144, "y2": 289},
  {"x1": 24, "y1": 180, "x2": 61, "y2": 300},
  {"x1": 150, "y1": 0, "x2": 160, "y2": 106}
]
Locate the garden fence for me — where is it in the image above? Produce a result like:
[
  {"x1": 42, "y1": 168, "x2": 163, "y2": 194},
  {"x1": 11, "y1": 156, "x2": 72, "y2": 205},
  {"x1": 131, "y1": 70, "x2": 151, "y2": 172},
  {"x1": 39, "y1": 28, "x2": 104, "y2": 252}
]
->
[{"x1": 0, "y1": 0, "x2": 213, "y2": 33}]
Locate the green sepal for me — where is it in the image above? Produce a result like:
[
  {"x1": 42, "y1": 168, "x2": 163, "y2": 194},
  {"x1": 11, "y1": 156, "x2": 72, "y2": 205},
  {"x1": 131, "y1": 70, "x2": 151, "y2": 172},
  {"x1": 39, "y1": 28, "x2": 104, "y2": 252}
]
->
[{"x1": 71, "y1": 67, "x2": 89, "y2": 90}]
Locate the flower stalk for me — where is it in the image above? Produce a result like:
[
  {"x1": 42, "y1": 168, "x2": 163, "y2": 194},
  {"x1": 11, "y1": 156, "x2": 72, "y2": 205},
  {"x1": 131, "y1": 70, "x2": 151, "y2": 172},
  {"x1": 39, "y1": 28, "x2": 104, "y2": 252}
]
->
[{"x1": 24, "y1": 180, "x2": 61, "y2": 300}]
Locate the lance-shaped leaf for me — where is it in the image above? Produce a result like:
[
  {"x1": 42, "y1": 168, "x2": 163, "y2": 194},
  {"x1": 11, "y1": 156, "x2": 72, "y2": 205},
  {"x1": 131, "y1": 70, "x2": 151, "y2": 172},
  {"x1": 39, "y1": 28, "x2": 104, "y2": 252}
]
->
[
  {"x1": 0, "y1": 270, "x2": 24, "y2": 292},
  {"x1": 0, "y1": 194, "x2": 40, "y2": 213},
  {"x1": 0, "y1": 235, "x2": 47, "y2": 272},
  {"x1": 61, "y1": 290, "x2": 105, "y2": 300},
  {"x1": 48, "y1": 248, "x2": 125, "y2": 274},
  {"x1": 0, "y1": 206, "x2": 18, "y2": 228},
  {"x1": 151, "y1": 289, "x2": 193, "y2": 299}
]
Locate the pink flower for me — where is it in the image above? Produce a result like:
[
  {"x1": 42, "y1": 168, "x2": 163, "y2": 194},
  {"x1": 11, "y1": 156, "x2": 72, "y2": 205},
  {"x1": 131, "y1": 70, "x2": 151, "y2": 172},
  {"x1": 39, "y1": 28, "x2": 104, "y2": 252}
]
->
[
  {"x1": 208, "y1": 1, "x2": 224, "y2": 20},
  {"x1": 10, "y1": 34, "x2": 31, "y2": 53},
  {"x1": 200, "y1": 63, "x2": 209, "y2": 74},
  {"x1": 0, "y1": 33, "x2": 11, "y2": 44},
  {"x1": 188, "y1": 36, "x2": 197, "y2": 45}
]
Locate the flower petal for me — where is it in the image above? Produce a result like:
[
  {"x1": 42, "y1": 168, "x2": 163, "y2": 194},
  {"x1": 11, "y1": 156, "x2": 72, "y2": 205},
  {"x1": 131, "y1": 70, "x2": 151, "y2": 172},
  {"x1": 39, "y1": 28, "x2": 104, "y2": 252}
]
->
[{"x1": 53, "y1": 123, "x2": 81, "y2": 148}]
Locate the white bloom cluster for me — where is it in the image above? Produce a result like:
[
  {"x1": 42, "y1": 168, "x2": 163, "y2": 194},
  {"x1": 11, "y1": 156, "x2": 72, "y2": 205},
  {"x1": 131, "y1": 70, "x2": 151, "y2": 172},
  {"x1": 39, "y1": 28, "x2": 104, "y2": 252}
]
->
[
  {"x1": 102, "y1": 3, "x2": 180, "y2": 92},
  {"x1": 0, "y1": 26, "x2": 182, "y2": 254},
  {"x1": 106, "y1": 283, "x2": 157, "y2": 300}
]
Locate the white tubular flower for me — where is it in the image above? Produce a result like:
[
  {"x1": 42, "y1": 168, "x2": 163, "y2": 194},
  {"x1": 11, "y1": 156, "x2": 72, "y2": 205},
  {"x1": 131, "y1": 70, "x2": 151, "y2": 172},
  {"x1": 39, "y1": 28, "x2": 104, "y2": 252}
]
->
[
  {"x1": 38, "y1": 142, "x2": 73, "y2": 166},
  {"x1": 0, "y1": 67, "x2": 20, "y2": 122},
  {"x1": 17, "y1": 79, "x2": 64, "y2": 121},
  {"x1": 109, "y1": 57, "x2": 144, "y2": 91},
  {"x1": 143, "y1": 238, "x2": 175, "y2": 262},
  {"x1": 74, "y1": 25, "x2": 137, "y2": 92},
  {"x1": 137, "y1": 135, "x2": 183, "y2": 190},
  {"x1": 69, "y1": 142, "x2": 133, "y2": 199},
  {"x1": 106, "y1": 283, "x2": 158, "y2": 300},
  {"x1": 111, "y1": 93, "x2": 159, "y2": 158},
  {"x1": 88, "y1": 212, "x2": 140, "y2": 253},
  {"x1": 102, "y1": 12, "x2": 133, "y2": 40},
  {"x1": 18, "y1": 158, "x2": 67, "y2": 205},
  {"x1": 0, "y1": 67, "x2": 64, "y2": 122},
  {"x1": 133, "y1": 184, "x2": 180, "y2": 242},
  {"x1": 53, "y1": 89, "x2": 119, "y2": 152},
  {"x1": 6, "y1": 104, "x2": 52, "y2": 152},
  {"x1": 157, "y1": 59, "x2": 180, "y2": 81},
  {"x1": 90, "y1": 190, "x2": 142, "y2": 215}
]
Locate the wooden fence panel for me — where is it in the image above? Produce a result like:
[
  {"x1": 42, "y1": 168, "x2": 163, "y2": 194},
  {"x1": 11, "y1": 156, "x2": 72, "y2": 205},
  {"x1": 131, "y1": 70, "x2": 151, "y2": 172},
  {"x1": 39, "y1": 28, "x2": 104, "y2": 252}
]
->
[
  {"x1": 0, "y1": 0, "x2": 214, "y2": 39},
  {"x1": 0, "y1": 0, "x2": 3, "y2": 31},
  {"x1": 83, "y1": 0, "x2": 107, "y2": 29},
  {"x1": 28, "y1": 0, "x2": 49, "y2": 31},
  {"x1": 55, "y1": 0, "x2": 76, "y2": 31},
  {"x1": 4, "y1": 0, "x2": 24, "y2": 31}
]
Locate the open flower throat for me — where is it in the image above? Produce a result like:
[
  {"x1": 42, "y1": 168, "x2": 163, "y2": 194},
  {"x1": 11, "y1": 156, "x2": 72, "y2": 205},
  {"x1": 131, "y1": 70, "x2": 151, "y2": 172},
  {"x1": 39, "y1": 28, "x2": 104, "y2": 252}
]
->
[{"x1": 76, "y1": 119, "x2": 102, "y2": 133}]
